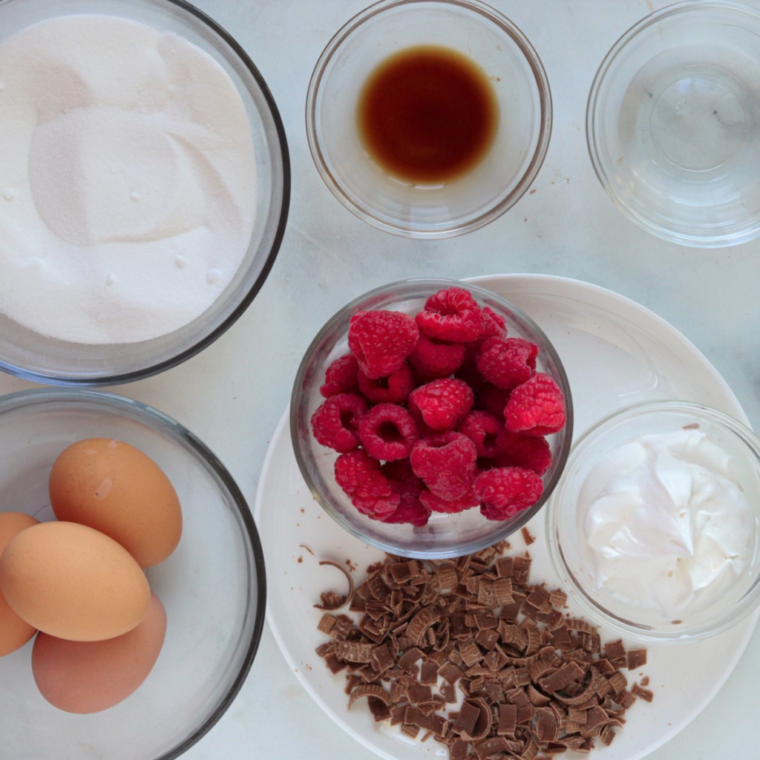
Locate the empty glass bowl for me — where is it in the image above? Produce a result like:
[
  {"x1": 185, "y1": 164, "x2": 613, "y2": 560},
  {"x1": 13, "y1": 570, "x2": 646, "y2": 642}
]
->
[
  {"x1": 0, "y1": 389, "x2": 266, "y2": 759},
  {"x1": 547, "y1": 401, "x2": 760, "y2": 643},
  {"x1": 291, "y1": 279, "x2": 573, "y2": 560},
  {"x1": 587, "y1": 1, "x2": 760, "y2": 248},
  {"x1": 0, "y1": 0, "x2": 290, "y2": 385},
  {"x1": 306, "y1": 0, "x2": 552, "y2": 238}
]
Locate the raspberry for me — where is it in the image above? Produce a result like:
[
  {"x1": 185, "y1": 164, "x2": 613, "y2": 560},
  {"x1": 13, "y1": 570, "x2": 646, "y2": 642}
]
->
[
  {"x1": 381, "y1": 460, "x2": 431, "y2": 527},
  {"x1": 477, "y1": 307, "x2": 507, "y2": 343},
  {"x1": 477, "y1": 337, "x2": 538, "y2": 391},
  {"x1": 505, "y1": 373, "x2": 567, "y2": 435},
  {"x1": 335, "y1": 450, "x2": 400, "y2": 518},
  {"x1": 320, "y1": 354, "x2": 359, "y2": 398},
  {"x1": 420, "y1": 487, "x2": 479, "y2": 514},
  {"x1": 348, "y1": 310, "x2": 419, "y2": 380},
  {"x1": 458, "y1": 411, "x2": 503, "y2": 458},
  {"x1": 382, "y1": 500, "x2": 431, "y2": 526},
  {"x1": 416, "y1": 288, "x2": 482, "y2": 343},
  {"x1": 409, "y1": 378, "x2": 474, "y2": 432},
  {"x1": 474, "y1": 467, "x2": 543, "y2": 520},
  {"x1": 358, "y1": 404, "x2": 418, "y2": 462},
  {"x1": 358, "y1": 363, "x2": 415, "y2": 404},
  {"x1": 311, "y1": 393, "x2": 368, "y2": 452},
  {"x1": 476, "y1": 384, "x2": 512, "y2": 421},
  {"x1": 410, "y1": 432, "x2": 478, "y2": 500},
  {"x1": 495, "y1": 431, "x2": 553, "y2": 476},
  {"x1": 476, "y1": 457, "x2": 498, "y2": 472},
  {"x1": 409, "y1": 335, "x2": 466, "y2": 380},
  {"x1": 380, "y1": 458, "x2": 419, "y2": 486},
  {"x1": 481, "y1": 503, "x2": 512, "y2": 521},
  {"x1": 455, "y1": 353, "x2": 486, "y2": 394}
]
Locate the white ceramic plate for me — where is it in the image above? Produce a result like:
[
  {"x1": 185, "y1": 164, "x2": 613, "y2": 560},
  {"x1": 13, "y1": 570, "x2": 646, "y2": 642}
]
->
[{"x1": 254, "y1": 274, "x2": 759, "y2": 760}]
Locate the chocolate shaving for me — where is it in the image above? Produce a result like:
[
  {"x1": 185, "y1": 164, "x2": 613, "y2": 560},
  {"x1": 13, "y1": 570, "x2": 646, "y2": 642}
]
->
[
  {"x1": 539, "y1": 661, "x2": 585, "y2": 693},
  {"x1": 535, "y1": 707, "x2": 559, "y2": 742},
  {"x1": 440, "y1": 662, "x2": 464, "y2": 685},
  {"x1": 314, "y1": 560, "x2": 355, "y2": 611},
  {"x1": 526, "y1": 586, "x2": 550, "y2": 609},
  {"x1": 335, "y1": 640, "x2": 373, "y2": 663},
  {"x1": 453, "y1": 699, "x2": 480, "y2": 737},
  {"x1": 608, "y1": 671, "x2": 627, "y2": 693},
  {"x1": 600, "y1": 725, "x2": 617, "y2": 746},
  {"x1": 325, "y1": 653, "x2": 346, "y2": 674},
  {"x1": 315, "y1": 547, "x2": 651, "y2": 760},
  {"x1": 407, "y1": 606, "x2": 441, "y2": 645},
  {"x1": 548, "y1": 589, "x2": 567, "y2": 608},
  {"x1": 521, "y1": 527, "x2": 536, "y2": 546},
  {"x1": 627, "y1": 649, "x2": 647, "y2": 670},
  {"x1": 371, "y1": 644, "x2": 394, "y2": 673},
  {"x1": 406, "y1": 681, "x2": 433, "y2": 705},
  {"x1": 348, "y1": 684, "x2": 390, "y2": 709},
  {"x1": 603, "y1": 640, "x2": 627, "y2": 666},
  {"x1": 474, "y1": 736, "x2": 512, "y2": 758},
  {"x1": 497, "y1": 703, "x2": 518, "y2": 737},
  {"x1": 437, "y1": 563, "x2": 459, "y2": 590},
  {"x1": 401, "y1": 724, "x2": 419, "y2": 739},
  {"x1": 464, "y1": 698, "x2": 492, "y2": 741},
  {"x1": 317, "y1": 614, "x2": 336, "y2": 634},
  {"x1": 450, "y1": 739, "x2": 468, "y2": 760},
  {"x1": 369, "y1": 697, "x2": 391, "y2": 722}
]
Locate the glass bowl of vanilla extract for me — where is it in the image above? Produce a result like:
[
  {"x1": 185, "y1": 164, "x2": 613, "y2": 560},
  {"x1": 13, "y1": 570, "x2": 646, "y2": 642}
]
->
[{"x1": 306, "y1": 0, "x2": 552, "y2": 239}]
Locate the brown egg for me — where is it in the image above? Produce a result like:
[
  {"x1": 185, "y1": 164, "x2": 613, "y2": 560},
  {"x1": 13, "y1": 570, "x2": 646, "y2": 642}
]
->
[
  {"x1": 0, "y1": 521, "x2": 150, "y2": 641},
  {"x1": 0, "y1": 512, "x2": 39, "y2": 657},
  {"x1": 49, "y1": 438, "x2": 182, "y2": 568},
  {"x1": 32, "y1": 592, "x2": 167, "y2": 714}
]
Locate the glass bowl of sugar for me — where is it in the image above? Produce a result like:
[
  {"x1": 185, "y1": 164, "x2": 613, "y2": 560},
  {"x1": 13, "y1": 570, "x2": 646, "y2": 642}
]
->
[{"x1": 0, "y1": 0, "x2": 290, "y2": 385}]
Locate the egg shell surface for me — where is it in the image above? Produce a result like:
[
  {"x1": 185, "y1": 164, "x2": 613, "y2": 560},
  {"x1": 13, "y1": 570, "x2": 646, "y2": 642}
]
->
[
  {"x1": 0, "y1": 521, "x2": 150, "y2": 641},
  {"x1": 32, "y1": 592, "x2": 167, "y2": 714},
  {"x1": 0, "y1": 512, "x2": 39, "y2": 657},
  {"x1": 49, "y1": 438, "x2": 182, "y2": 568}
]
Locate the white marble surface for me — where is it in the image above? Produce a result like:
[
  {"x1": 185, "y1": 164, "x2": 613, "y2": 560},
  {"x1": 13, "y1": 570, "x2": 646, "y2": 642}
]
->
[{"x1": 3, "y1": 0, "x2": 759, "y2": 757}]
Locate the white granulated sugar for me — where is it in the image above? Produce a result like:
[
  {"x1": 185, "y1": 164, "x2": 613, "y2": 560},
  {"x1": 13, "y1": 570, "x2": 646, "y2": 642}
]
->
[{"x1": 0, "y1": 15, "x2": 257, "y2": 344}]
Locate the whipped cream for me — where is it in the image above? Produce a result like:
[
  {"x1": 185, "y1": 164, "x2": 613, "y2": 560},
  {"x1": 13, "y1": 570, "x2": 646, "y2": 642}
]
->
[{"x1": 580, "y1": 430, "x2": 757, "y2": 617}]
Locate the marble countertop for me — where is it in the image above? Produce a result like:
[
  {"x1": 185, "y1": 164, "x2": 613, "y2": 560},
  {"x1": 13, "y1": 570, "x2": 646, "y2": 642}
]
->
[{"x1": 3, "y1": 0, "x2": 758, "y2": 758}]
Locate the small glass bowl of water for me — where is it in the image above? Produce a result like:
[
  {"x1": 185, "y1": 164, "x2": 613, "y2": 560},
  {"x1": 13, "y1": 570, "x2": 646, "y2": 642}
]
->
[{"x1": 587, "y1": 1, "x2": 760, "y2": 248}]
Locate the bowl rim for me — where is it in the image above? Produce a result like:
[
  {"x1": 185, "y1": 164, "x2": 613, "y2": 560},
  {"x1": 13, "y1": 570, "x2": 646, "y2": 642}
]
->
[
  {"x1": 546, "y1": 399, "x2": 760, "y2": 644},
  {"x1": 585, "y1": 0, "x2": 760, "y2": 249},
  {"x1": 0, "y1": 0, "x2": 291, "y2": 387},
  {"x1": 290, "y1": 277, "x2": 574, "y2": 560},
  {"x1": 0, "y1": 387, "x2": 267, "y2": 759},
  {"x1": 305, "y1": 0, "x2": 552, "y2": 239}
]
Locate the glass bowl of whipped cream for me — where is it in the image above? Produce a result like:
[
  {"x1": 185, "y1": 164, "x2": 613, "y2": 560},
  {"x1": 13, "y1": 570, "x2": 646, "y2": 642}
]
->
[
  {"x1": 0, "y1": 0, "x2": 289, "y2": 385},
  {"x1": 547, "y1": 401, "x2": 760, "y2": 643}
]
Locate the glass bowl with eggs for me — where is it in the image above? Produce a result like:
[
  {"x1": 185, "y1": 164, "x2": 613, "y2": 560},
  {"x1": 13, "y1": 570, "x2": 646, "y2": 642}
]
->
[
  {"x1": 547, "y1": 401, "x2": 760, "y2": 643},
  {"x1": 0, "y1": 389, "x2": 265, "y2": 759},
  {"x1": 291, "y1": 278, "x2": 573, "y2": 560},
  {"x1": 0, "y1": 0, "x2": 290, "y2": 385}
]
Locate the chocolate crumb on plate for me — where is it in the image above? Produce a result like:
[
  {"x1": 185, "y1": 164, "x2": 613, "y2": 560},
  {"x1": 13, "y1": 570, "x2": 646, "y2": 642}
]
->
[
  {"x1": 632, "y1": 683, "x2": 654, "y2": 702},
  {"x1": 315, "y1": 545, "x2": 651, "y2": 758}
]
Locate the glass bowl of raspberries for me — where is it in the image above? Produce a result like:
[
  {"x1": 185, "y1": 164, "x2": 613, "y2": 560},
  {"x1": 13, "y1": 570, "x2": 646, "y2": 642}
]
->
[{"x1": 291, "y1": 279, "x2": 573, "y2": 559}]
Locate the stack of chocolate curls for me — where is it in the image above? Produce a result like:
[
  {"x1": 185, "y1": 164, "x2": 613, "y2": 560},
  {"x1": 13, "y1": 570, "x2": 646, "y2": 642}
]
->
[{"x1": 315, "y1": 543, "x2": 653, "y2": 759}]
